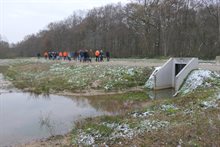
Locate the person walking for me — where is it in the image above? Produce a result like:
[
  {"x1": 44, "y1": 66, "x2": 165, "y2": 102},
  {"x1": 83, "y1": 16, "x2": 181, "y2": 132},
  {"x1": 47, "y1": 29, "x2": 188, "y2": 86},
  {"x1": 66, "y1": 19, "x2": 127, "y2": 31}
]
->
[
  {"x1": 63, "y1": 51, "x2": 68, "y2": 60},
  {"x1": 83, "y1": 50, "x2": 88, "y2": 62},
  {"x1": 48, "y1": 52, "x2": 52, "y2": 60},
  {"x1": 88, "y1": 49, "x2": 93, "y2": 62},
  {"x1": 44, "y1": 51, "x2": 48, "y2": 59},
  {"x1": 37, "y1": 53, "x2": 41, "y2": 59},
  {"x1": 95, "y1": 50, "x2": 100, "y2": 62},
  {"x1": 100, "y1": 50, "x2": 104, "y2": 62},
  {"x1": 67, "y1": 52, "x2": 72, "y2": 61},
  {"x1": 74, "y1": 51, "x2": 78, "y2": 61},
  {"x1": 59, "y1": 51, "x2": 63, "y2": 60},
  {"x1": 106, "y1": 50, "x2": 110, "y2": 62},
  {"x1": 79, "y1": 50, "x2": 84, "y2": 62}
]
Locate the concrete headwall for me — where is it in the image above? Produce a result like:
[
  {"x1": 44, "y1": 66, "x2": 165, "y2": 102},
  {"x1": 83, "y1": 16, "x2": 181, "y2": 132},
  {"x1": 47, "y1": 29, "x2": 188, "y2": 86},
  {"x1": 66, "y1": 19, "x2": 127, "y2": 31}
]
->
[
  {"x1": 175, "y1": 58, "x2": 198, "y2": 91},
  {"x1": 154, "y1": 58, "x2": 173, "y2": 90},
  {"x1": 152, "y1": 57, "x2": 198, "y2": 91}
]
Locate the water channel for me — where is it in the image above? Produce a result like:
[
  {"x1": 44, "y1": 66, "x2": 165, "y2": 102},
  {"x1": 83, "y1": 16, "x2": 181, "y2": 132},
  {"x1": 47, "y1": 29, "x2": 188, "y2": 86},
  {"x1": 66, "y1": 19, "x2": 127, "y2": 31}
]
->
[
  {"x1": 147, "y1": 89, "x2": 176, "y2": 99},
  {"x1": 0, "y1": 93, "x2": 110, "y2": 146}
]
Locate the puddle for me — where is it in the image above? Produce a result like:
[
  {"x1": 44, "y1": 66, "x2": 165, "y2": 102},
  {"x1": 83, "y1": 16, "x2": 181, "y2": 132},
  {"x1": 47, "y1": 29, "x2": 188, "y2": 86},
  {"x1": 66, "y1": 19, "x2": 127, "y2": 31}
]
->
[
  {"x1": 0, "y1": 93, "x2": 111, "y2": 146},
  {"x1": 147, "y1": 89, "x2": 176, "y2": 99}
]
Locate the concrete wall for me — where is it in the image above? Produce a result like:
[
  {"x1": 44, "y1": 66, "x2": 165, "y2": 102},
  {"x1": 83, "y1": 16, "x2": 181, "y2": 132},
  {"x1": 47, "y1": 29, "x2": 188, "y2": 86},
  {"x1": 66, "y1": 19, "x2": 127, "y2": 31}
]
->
[
  {"x1": 152, "y1": 57, "x2": 198, "y2": 91},
  {"x1": 216, "y1": 56, "x2": 220, "y2": 64},
  {"x1": 173, "y1": 58, "x2": 192, "y2": 63},
  {"x1": 154, "y1": 58, "x2": 173, "y2": 90},
  {"x1": 175, "y1": 58, "x2": 198, "y2": 91}
]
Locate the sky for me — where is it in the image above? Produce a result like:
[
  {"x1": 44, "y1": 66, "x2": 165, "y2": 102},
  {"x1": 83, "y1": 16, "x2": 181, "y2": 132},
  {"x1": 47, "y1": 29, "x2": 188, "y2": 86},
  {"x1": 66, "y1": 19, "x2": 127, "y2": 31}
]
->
[{"x1": 0, "y1": 0, "x2": 129, "y2": 43}]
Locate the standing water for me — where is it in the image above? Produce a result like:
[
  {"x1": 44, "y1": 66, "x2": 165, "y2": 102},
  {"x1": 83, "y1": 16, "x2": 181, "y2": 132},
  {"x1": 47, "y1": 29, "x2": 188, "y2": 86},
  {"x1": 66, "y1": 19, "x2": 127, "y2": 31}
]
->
[
  {"x1": 0, "y1": 93, "x2": 110, "y2": 146},
  {"x1": 147, "y1": 89, "x2": 176, "y2": 99}
]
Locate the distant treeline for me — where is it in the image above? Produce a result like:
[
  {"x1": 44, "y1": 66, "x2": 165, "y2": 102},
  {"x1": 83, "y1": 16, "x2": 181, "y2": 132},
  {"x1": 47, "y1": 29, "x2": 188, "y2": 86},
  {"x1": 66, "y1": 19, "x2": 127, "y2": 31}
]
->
[{"x1": 1, "y1": 0, "x2": 220, "y2": 59}]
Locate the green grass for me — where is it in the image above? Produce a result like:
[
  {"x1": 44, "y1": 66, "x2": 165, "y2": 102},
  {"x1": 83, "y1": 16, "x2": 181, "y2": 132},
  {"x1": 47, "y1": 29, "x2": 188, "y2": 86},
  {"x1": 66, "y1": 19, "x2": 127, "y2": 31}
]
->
[
  {"x1": 84, "y1": 123, "x2": 114, "y2": 137},
  {"x1": 4, "y1": 62, "x2": 152, "y2": 94},
  {"x1": 100, "y1": 115, "x2": 124, "y2": 124}
]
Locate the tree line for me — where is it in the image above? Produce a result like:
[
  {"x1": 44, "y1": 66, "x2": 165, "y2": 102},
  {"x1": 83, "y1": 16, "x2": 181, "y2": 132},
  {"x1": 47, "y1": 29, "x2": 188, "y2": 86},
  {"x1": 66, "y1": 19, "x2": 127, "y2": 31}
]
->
[{"x1": 1, "y1": 0, "x2": 220, "y2": 59}]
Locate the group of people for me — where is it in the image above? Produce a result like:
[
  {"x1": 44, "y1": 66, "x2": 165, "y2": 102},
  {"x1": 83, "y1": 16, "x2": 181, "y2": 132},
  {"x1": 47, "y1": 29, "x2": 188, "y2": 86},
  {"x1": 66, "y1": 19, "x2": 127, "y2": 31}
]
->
[
  {"x1": 95, "y1": 50, "x2": 110, "y2": 62},
  {"x1": 42, "y1": 51, "x2": 70, "y2": 61},
  {"x1": 40, "y1": 49, "x2": 110, "y2": 62}
]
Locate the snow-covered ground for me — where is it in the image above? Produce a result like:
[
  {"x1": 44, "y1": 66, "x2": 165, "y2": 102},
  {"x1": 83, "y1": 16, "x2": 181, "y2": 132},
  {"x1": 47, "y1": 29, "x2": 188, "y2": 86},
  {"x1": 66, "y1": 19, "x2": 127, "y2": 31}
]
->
[{"x1": 179, "y1": 69, "x2": 220, "y2": 94}]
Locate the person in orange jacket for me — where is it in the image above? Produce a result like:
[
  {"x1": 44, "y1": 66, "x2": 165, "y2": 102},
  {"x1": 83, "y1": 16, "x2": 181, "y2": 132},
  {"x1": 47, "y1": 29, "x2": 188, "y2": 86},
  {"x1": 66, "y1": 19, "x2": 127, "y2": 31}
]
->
[
  {"x1": 59, "y1": 52, "x2": 63, "y2": 60},
  {"x1": 95, "y1": 50, "x2": 100, "y2": 62},
  {"x1": 44, "y1": 51, "x2": 48, "y2": 59},
  {"x1": 63, "y1": 51, "x2": 68, "y2": 60}
]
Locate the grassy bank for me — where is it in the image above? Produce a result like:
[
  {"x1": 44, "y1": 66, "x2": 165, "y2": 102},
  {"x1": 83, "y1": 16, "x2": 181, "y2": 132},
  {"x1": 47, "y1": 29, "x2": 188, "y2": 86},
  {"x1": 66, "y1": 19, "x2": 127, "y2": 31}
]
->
[
  {"x1": 72, "y1": 88, "x2": 220, "y2": 146},
  {"x1": 4, "y1": 61, "x2": 152, "y2": 94}
]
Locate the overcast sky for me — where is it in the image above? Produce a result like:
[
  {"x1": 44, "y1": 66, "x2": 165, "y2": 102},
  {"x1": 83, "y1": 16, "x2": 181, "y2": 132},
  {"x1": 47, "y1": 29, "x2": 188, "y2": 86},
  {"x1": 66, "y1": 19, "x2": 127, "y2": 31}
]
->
[{"x1": 0, "y1": 0, "x2": 128, "y2": 43}]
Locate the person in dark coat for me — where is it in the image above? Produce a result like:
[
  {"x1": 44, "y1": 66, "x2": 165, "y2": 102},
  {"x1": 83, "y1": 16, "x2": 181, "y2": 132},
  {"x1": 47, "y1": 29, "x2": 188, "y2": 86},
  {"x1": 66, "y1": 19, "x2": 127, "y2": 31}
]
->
[
  {"x1": 100, "y1": 50, "x2": 104, "y2": 62},
  {"x1": 106, "y1": 51, "x2": 110, "y2": 62},
  {"x1": 37, "y1": 53, "x2": 41, "y2": 59}
]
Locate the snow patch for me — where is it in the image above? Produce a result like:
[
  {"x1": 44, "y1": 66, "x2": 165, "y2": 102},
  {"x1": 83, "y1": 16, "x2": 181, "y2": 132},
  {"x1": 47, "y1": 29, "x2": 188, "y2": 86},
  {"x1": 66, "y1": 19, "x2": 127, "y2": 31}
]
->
[
  {"x1": 131, "y1": 111, "x2": 154, "y2": 118},
  {"x1": 139, "y1": 120, "x2": 169, "y2": 132},
  {"x1": 160, "y1": 104, "x2": 178, "y2": 111},
  {"x1": 200, "y1": 100, "x2": 218, "y2": 109},
  {"x1": 127, "y1": 68, "x2": 135, "y2": 76},
  {"x1": 78, "y1": 132, "x2": 96, "y2": 145},
  {"x1": 179, "y1": 70, "x2": 220, "y2": 94}
]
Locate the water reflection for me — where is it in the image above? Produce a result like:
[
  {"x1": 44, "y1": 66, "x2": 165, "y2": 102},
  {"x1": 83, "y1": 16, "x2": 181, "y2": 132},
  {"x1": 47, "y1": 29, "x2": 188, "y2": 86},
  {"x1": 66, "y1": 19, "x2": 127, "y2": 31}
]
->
[
  {"x1": 39, "y1": 111, "x2": 56, "y2": 136},
  {"x1": 80, "y1": 94, "x2": 148, "y2": 114},
  {"x1": 28, "y1": 92, "x2": 50, "y2": 99},
  {"x1": 147, "y1": 89, "x2": 175, "y2": 99},
  {"x1": 0, "y1": 91, "x2": 155, "y2": 146},
  {"x1": 0, "y1": 92, "x2": 110, "y2": 146}
]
